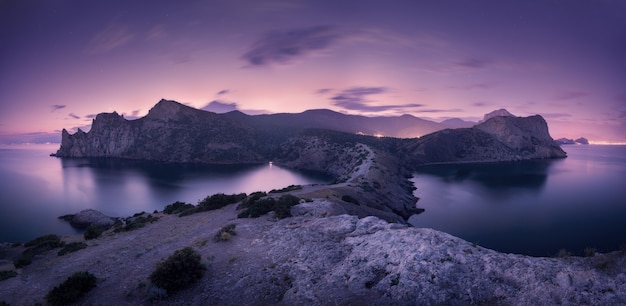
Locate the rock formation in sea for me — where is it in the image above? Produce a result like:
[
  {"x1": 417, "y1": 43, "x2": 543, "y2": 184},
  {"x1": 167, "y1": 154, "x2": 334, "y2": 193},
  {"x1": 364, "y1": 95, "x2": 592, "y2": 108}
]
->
[{"x1": 575, "y1": 137, "x2": 589, "y2": 145}]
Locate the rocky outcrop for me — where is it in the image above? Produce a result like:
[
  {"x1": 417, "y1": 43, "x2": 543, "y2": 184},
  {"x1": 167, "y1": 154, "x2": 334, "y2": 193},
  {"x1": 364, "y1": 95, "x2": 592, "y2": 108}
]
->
[
  {"x1": 575, "y1": 137, "x2": 589, "y2": 145},
  {"x1": 404, "y1": 114, "x2": 566, "y2": 165},
  {"x1": 479, "y1": 108, "x2": 514, "y2": 123},
  {"x1": 54, "y1": 100, "x2": 266, "y2": 163},
  {"x1": 59, "y1": 209, "x2": 115, "y2": 229},
  {"x1": 3, "y1": 207, "x2": 624, "y2": 305}
]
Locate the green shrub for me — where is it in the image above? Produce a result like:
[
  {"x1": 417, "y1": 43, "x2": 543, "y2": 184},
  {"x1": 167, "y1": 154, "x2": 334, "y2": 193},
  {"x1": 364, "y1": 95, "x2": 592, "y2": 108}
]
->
[
  {"x1": 58, "y1": 242, "x2": 87, "y2": 256},
  {"x1": 84, "y1": 225, "x2": 105, "y2": 240},
  {"x1": 237, "y1": 191, "x2": 267, "y2": 210},
  {"x1": 274, "y1": 194, "x2": 301, "y2": 219},
  {"x1": 163, "y1": 201, "x2": 194, "y2": 215},
  {"x1": 214, "y1": 224, "x2": 237, "y2": 242},
  {"x1": 0, "y1": 270, "x2": 17, "y2": 281},
  {"x1": 341, "y1": 195, "x2": 359, "y2": 205},
  {"x1": 45, "y1": 271, "x2": 97, "y2": 306},
  {"x1": 149, "y1": 247, "x2": 206, "y2": 294}
]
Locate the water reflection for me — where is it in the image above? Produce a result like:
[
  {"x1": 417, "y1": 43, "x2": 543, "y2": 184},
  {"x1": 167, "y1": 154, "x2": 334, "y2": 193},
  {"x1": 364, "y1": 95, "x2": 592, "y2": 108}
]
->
[{"x1": 410, "y1": 146, "x2": 626, "y2": 256}]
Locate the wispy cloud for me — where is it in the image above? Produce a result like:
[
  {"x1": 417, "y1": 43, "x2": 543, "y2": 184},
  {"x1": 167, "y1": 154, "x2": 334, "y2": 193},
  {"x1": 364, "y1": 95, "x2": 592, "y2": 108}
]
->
[
  {"x1": 316, "y1": 88, "x2": 333, "y2": 95},
  {"x1": 85, "y1": 23, "x2": 135, "y2": 54},
  {"x1": 68, "y1": 113, "x2": 80, "y2": 119},
  {"x1": 242, "y1": 25, "x2": 341, "y2": 66},
  {"x1": 85, "y1": 114, "x2": 97, "y2": 119},
  {"x1": 456, "y1": 58, "x2": 492, "y2": 69},
  {"x1": 553, "y1": 91, "x2": 588, "y2": 100},
  {"x1": 541, "y1": 113, "x2": 572, "y2": 119},
  {"x1": 331, "y1": 86, "x2": 423, "y2": 112},
  {"x1": 217, "y1": 89, "x2": 229, "y2": 95},
  {"x1": 51, "y1": 105, "x2": 66, "y2": 112},
  {"x1": 413, "y1": 108, "x2": 463, "y2": 113}
]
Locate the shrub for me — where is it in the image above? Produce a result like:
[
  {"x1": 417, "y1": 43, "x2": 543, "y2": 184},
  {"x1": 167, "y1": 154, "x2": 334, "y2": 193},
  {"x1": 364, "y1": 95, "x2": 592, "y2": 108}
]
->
[
  {"x1": 84, "y1": 225, "x2": 105, "y2": 240},
  {"x1": 163, "y1": 201, "x2": 194, "y2": 215},
  {"x1": 15, "y1": 234, "x2": 66, "y2": 268},
  {"x1": 114, "y1": 215, "x2": 159, "y2": 233},
  {"x1": 58, "y1": 242, "x2": 87, "y2": 256},
  {"x1": 269, "y1": 185, "x2": 302, "y2": 194},
  {"x1": 274, "y1": 194, "x2": 301, "y2": 219},
  {"x1": 24, "y1": 234, "x2": 63, "y2": 248},
  {"x1": 584, "y1": 247, "x2": 596, "y2": 257},
  {"x1": 237, "y1": 191, "x2": 267, "y2": 210},
  {"x1": 197, "y1": 193, "x2": 246, "y2": 212},
  {"x1": 0, "y1": 270, "x2": 17, "y2": 281},
  {"x1": 214, "y1": 224, "x2": 237, "y2": 242},
  {"x1": 341, "y1": 195, "x2": 359, "y2": 205},
  {"x1": 45, "y1": 271, "x2": 97, "y2": 306},
  {"x1": 149, "y1": 247, "x2": 206, "y2": 294}
]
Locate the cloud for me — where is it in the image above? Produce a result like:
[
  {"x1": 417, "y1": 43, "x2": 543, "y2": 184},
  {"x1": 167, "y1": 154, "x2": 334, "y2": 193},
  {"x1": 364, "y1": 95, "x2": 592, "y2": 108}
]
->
[
  {"x1": 242, "y1": 25, "x2": 341, "y2": 66},
  {"x1": 316, "y1": 88, "x2": 333, "y2": 95},
  {"x1": 472, "y1": 102, "x2": 489, "y2": 107},
  {"x1": 331, "y1": 87, "x2": 423, "y2": 112},
  {"x1": 86, "y1": 23, "x2": 135, "y2": 54},
  {"x1": 541, "y1": 113, "x2": 573, "y2": 119},
  {"x1": 68, "y1": 113, "x2": 80, "y2": 119},
  {"x1": 85, "y1": 114, "x2": 97, "y2": 119},
  {"x1": 121, "y1": 110, "x2": 142, "y2": 120},
  {"x1": 51, "y1": 105, "x2": 66, "y2": 112},
  {"x1": 456, "y1": 58, "x2": 492, "y2": 69},
  {"x1": 553, "y1": 91, "x2": 588, "y2": 100},
  {"x1": 413, "y1": 108, "x2": 463, "y2": 113},
  {"x1": 217, "y1": 89, "x2": 229, "y2": 95},
  {"x1": 201, "y1": 100, "x2": 239, "y2": 113}
]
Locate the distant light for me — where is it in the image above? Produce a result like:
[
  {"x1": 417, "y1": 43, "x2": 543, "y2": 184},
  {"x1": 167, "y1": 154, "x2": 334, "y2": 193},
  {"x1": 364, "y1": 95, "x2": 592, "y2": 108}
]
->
[{"x1": 374, "y1": 133, "x2": 384, "y2": 138}]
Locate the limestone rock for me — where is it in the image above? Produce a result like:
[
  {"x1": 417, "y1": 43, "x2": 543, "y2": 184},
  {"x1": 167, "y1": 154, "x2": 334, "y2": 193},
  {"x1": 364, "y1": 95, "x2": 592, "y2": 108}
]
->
[{"x1": 62, "y1": 209, "x2": 115, "y2": 229}]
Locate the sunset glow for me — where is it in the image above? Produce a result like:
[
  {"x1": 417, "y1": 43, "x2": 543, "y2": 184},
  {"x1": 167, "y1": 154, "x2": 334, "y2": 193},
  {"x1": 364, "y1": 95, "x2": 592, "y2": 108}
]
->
[{"x1": 1, "y1": 0, "x2": 625, "y2": 143}]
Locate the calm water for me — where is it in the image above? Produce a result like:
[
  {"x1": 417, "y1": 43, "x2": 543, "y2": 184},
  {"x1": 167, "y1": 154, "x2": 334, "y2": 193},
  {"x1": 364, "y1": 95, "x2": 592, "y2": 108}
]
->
[
  {"x1": 409, "y1": 145, "x2": 626, "y2": 257},
  {"x1": 0, "y1": 144, "x2": 330, "y2": 243}
]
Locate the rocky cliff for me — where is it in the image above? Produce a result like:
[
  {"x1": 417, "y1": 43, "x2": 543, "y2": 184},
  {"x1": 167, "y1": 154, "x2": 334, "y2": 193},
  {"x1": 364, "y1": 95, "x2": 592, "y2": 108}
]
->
[
  {"x1": 55, "y1": 100, "x2": 267, "y2": 163},
  {"x1": 403, "y1": 114, "x2": 566, "y2": 165}
]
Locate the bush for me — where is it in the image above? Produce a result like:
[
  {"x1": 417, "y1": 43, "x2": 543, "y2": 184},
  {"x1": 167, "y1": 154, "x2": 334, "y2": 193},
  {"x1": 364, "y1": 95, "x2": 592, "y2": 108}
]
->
[
  {"x1": 197, "y1": 193, "x2": 246, "y2": 211},
  {"x1": 114, "y1": 214, "x2": 159, "y2": 233},
  {"x1": 0, "y1": 270, "x2": 17, "y2": 281},
  {"x1": 341, "y1": 195, "x2": 360, "y2": 205},
  {"x1": 45, "y1": 271, "x2": 97, "y2": 306},
  {"x1": 163, "y1": 201, "x2": 194, "y2": 215},
  {"x1": 84, "y1": 225, "x2": 105, "y2": 240},
  {"x1": 214, "y1": 224, "x2": 237, "y2": 242},
  {"x1": 58, "y1": 242, "x2": 87, "y2": 256},
  {"x1": 269, "y1": 185, "x2": 302, "y2": 194},
  {"x1": 149, "y1": 247, "x2": 206, "y2": 294},
  {"x1": 15, "y1": 234, "x2": 66, "y2": 268},
  {"x1": 238, "y1": 194, "x2": 301, "y2": 219}
]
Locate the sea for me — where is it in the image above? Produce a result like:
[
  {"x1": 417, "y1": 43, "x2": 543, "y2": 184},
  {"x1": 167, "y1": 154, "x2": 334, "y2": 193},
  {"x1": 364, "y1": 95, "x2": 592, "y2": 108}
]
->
[
  {"x1": 0, "y1": 144, "x2": 330, "y2": 243},
  {"x1": 409, "y1": 144, "x2": 626, "y2": 257},
  {"x1": 2, "y1": 144, "x2": 625, "y2": 257}
]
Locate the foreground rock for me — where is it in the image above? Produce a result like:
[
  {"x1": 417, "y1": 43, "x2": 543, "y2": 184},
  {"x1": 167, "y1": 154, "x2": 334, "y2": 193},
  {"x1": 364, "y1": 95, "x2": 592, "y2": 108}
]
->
[
  {"x1": 59, "y1": 209, "x2": 115, "y2": 229},
  {"x1": 1, "y1": 205, "x2": 624, "y2": 305}
]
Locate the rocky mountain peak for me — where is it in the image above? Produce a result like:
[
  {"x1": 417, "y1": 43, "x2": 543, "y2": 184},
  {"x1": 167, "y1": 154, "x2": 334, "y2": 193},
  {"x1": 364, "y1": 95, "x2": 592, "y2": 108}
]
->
[{"x1": 480, "y1": 108, "x2": 515, "y2": 123}]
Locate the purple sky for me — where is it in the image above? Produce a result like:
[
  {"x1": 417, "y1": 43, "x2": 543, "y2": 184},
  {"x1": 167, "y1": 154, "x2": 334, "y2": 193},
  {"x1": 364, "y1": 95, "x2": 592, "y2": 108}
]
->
[{"x1": 1, "y1": 0, "x2": 625, "y2": 143}]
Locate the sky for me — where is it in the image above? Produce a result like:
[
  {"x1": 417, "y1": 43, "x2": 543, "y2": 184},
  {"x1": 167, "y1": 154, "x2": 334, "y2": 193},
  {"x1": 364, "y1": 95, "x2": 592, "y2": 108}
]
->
[{"x1": 1, "y1": 0, "x2": 625, "y2": 143}]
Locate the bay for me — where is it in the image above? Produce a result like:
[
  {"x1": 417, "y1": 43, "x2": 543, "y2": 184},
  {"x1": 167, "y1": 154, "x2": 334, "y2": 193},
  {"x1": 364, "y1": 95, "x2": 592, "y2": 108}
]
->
[
  {"x1": 0, "y1": 144, "x2": 330, "y2": 243},
  {"x1": 409, "y1": 145, "x2": 626, "y2": 257}
]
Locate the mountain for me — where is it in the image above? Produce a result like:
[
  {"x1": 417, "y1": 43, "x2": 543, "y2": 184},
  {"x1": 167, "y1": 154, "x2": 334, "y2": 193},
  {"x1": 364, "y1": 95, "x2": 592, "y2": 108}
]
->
[
  {"x1": 53, "y1": 99, "x2": 566, "y2": 222},
  {"x1": 440, "y1": 118, "x2": 476, "y2": 129},
  {"x1": 479, "y1": 108, "x2": 514, "y2": 123}
]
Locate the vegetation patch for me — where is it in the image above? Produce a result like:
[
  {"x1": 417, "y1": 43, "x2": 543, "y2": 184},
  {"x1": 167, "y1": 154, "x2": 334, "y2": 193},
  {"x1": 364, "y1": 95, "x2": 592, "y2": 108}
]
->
[
  {"x1": 149, "y1": 247, "x2": 206, "y2": 294},
  {"x1": 15, "y1": 234, "x2": 66, "y2": 268},
  {"x1": 84, "y1": 224, "x2": 106, "y2": 240},
  {"x1": 179, "y1": 193, "x2": 247, "y2": 217},
  {"x1": 237, "y1": 194, "x2": 300, "y2": 219},
  {"x1": 214, "y1": 224, "x2": 237, "y2": 242},
  {"x1": 58, "y1": 242, "x2": 88, "y2": 256},
  {"x1": 45, "y1": 271, "x2": 97, "y2": 306},
  {"x1": 269, "y1": 184, "x2": 302, "y2": 193},
  {"x1": 114, "y1": 214, "x2": 159, "y2": 233},
  {"x1": 0, "y1": 270, "x2": 17, "y2": 281},
  {"x1": 163, "y1": 201, "x2": 195, "y2": 215},
  {"x1": 341, "y1": 195, "x2": 360, "y2": 205}
]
